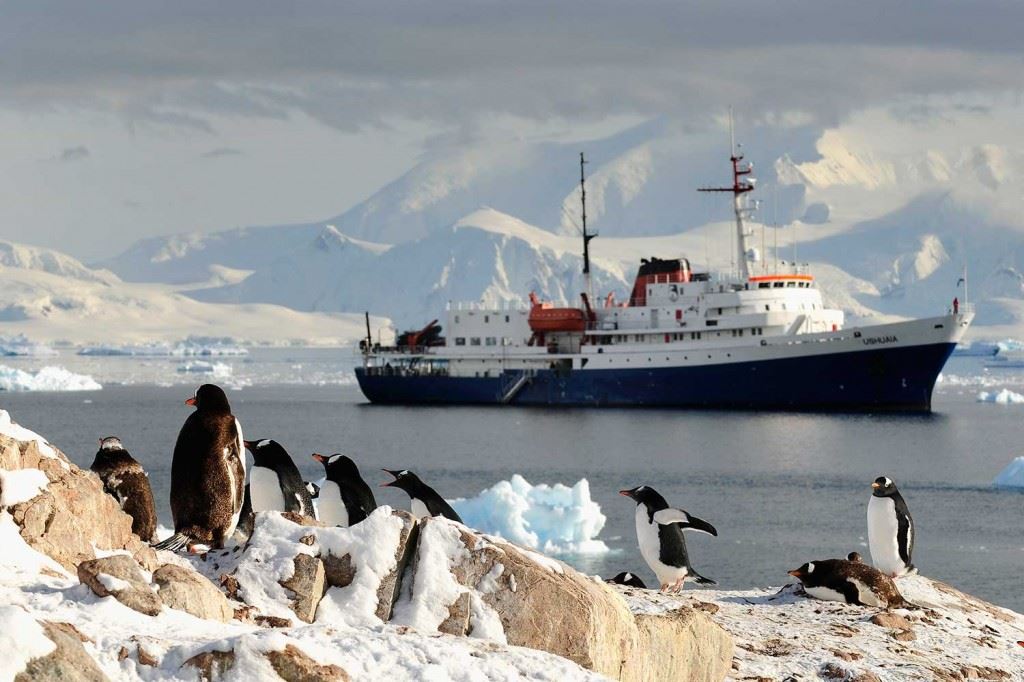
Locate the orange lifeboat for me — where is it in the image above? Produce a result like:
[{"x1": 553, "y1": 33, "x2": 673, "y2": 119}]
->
[{"x1": 528, "y1": 292, "x2": 588, "y2": 333}]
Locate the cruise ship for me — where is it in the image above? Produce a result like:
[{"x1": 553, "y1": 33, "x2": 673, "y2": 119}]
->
[{"x1": 355, "y1": 144, "x2": 972, "y2": 412}]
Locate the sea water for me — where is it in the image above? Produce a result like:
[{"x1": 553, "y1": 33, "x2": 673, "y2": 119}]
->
[{"x1": 1, "y1": 352, "x2": 1021, "y2": 611}]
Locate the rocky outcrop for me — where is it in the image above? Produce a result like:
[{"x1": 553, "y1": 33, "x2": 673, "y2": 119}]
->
[
  {"x1": 15, "y1": 621, "x2": 108, "y2": 682},
  {"x1": 182, "y1": 649, "x2": 236, "y2": 681},
  {"x1": 153, "y1": 564, "x2": 233, "y2": 623},
  {"x1": 266, "y1": 644, "x2": 349, "y2": 682},
  {"x1": 398, "y1": 517, "x2": 734, "y2": 682},
  {"x1": 78, "y1": 555, "x2": 162, "y2": 617},
  {"x1": 280, "y1": 554, "x2": 326, "y2": 623},
  {"x1": 1, "y1": 433, "x2": 157, "y2": 572}
]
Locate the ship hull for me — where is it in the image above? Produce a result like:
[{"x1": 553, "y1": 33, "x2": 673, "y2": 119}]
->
[{"x1": 355, "y1": 340, "x2": 957, "y2": 412}]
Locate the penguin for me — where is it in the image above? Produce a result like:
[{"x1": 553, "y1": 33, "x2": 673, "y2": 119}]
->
[
  {"x1": 619, "y1": 485, "x2": 717, "y2": 592},
  {"x1": 847, "y1": 551, "x2": 863, "y2": 563},
  {"x1": 867, "y1": 476, "x2": 916, "y2": 577},
  {"x1": 606, "y1": 571, "x2": 648, "y2": 589},
  {"x1": 381, "y1": 469, "x2": 462, "y2": 522},
  {"x1": 244, "y1": 439, "x2": 316, "y2": 518},
  {"x1": 154, "y1": 384, "x2": 246, "y2": 552},
  {"x1": 312, "y1": 453, "x2": 377, "y2": 527},
  {"x1": 788, "y1": 558, "x2": 915, "y2": 609},
  {"x1": 90, "y1": 436, "x2": 158, "y2": 543}
]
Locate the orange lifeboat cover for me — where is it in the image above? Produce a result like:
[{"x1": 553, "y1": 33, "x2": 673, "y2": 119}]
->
[{"x1": 528, "y1": 306, "x2": 587, "y2": 333}]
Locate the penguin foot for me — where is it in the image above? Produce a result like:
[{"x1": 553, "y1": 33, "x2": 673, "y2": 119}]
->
[
  {"x1": 670, "y1": 578, "x2": 686, "y2": 593},
  {"x1": 659, "y1": 584, "x2": 670, "y2": 593}
]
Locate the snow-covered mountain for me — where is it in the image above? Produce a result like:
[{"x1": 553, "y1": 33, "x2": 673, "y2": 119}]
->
[
  {"x1": 74, "y1": 105, "x2": 1024, "y2": 338},
  {"x1": 0, "y1": 240, "x2": 387, "y2": 345}
]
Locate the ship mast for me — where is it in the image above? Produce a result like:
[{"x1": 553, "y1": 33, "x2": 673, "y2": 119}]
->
[
  {"x1": 580, "y1": 152, "x2": 597, "y2": 299},
  {"x1": 698, "y1": 110, "x2": 756, "y2": 281}
]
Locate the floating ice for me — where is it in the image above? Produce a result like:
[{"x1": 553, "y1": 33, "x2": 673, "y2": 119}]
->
[
  {"x1": 0, "y1": 335, "x2": 57, "y2": 357},
  {"x1": 993, "y1": 457, "x2": 1024, "y2": 490},
  {"x1": 976, "y1": 389, "x2": 1024, "y2": 404},
  {"x1": 79, "y1": 337, "x2": 248, "y2": 357},
  {"x1": 176, "y1": 360, "x2": 232, "y2": 377},
  {"x1": 451, "y1": 475, "x2": 609, "y2": 555},
  {"x1": 0, "y1": 365, "x2": 101, "y2": 392}
]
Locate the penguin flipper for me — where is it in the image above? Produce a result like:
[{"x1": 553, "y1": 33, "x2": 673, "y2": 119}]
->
[
  {"x1": 690, "y1": 570, "x2": 717, "y2": 585},
  {"x1": 153, "y1": 532, "x2": 191, "y2": 552},
  {"x1": 652, "y1": 508, "x2": 718, "y2": 537}
]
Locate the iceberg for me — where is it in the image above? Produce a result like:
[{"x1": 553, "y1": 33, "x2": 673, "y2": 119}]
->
[
  {"x1": 976, "y1": 389, "x2": 1024, "y2": 404},
  {"x1": 450, "y1": 475, "x2": 609, "y2": 555},
  {"x1": 176, "y1": 360, "x2": 232, "y2": 377},
  {"x1": 0, "y1": 365, "x2": 101, "y2": 392},
  {"x1": 0, "y1": 335, "x2": 57, "y2": 357},
  {"x1": 78, "y1": 337, "x2": 248, "y2": 357},
  {"x1": 993, "y1": 457, "x2": 1024, "y2": 490}
]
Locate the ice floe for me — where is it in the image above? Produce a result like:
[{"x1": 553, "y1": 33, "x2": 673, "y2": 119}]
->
[
  {"x1": 993, "y1": 456, "x2": 1024, "y2": 490},
  {"x1": 976, "y1": 388, "x2": 1024, "y2": 404},
  {"x1": 451, "y1": 475, "x2": 609, "y2": 555},
  {"x1": 0, "y1": 335, "x2": 57, "y2": 357},
  {"x1": 0, "y1": 365, "x2": 101, "y2": 392}
]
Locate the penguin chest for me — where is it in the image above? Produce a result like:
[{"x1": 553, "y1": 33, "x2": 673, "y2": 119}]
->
[
  {"x1": 635, "y1": 506, "x2": 688, "y2": 584},
  {"x1": 317, "y1": 481, "x2": 350, "y2": 527},
  {"x1": 804, "y1": 584, "x2": 849, "y2": 604},
  {"x1": 250, "y1": 466, "x2": 286, "y2": 513},
  {"x1": 410, "y1": 498, "x2": 431, "y2": 519},
  {"x1": 867, "y1": 497, "x2": 903, "y2": 574}
]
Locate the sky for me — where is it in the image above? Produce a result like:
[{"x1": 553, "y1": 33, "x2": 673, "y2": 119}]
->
[{"x1": 1, "y1": 1, "x2": 1023, "y2": 260}]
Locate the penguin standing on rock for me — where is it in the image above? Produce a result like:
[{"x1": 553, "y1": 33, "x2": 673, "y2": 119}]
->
[
  {"x1": 381, "y1": 469, "x2": 462, "y2": 522},
  {"x1": 620, "y1": 485, "x2": 718, "y2": 592},
  {"x1": 788, "y1": 558, "x2": 915, "y2": 609},
  {"x1": 867, "y1": 476, "x2": 916, "y2": 577},
  {"x1": 155, "y1": 384, "x2": 245, "y2": 552},
  {"x1": 245, "y1": 439, "x2": 315, "y2": 518},
  {"x1": 90, "y1": 437, "x2": 157, "y2": 542},
  {"x1": 312, "y1": 453, "x2": 377, "y2": 527}
]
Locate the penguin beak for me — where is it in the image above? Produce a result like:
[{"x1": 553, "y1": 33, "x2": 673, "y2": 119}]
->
[
  {"x1": 312, "y1": 453, "x2": 328, "y2": 464},
  {"x1": 380, "y1": 468, "x2": 400, "y2": 487},
  {"x1": 618, "y1": 489, "x2": 633, "y2": 498},
  {"x1": 243, "y1": 440, "x2": 255, "y2": 451},
  {"x1": 871, "y1": 482, "x2": 881, "y2": 489},
  {"x1": 787, "y1": 569, "x2": 802, "y2": 578},
  {"x1": 185, "y1": 396, "x2": 197, "y2": 406}
]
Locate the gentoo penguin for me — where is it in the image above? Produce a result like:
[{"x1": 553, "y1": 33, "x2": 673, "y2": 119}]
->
[
  {"x1": 606, "y1": 571, "x2": 648, "y2": 589},
  {"x1": 788, "y1": 558, "x2": 914, "y2": 609},
  {"x1": 155, "y1": 384, "x2": 246, "y2": 552},
  {"x1": 847, "y1": 551, "x2": 863, "y2": 563},
  {"x1": 244, "y1": 439, "x2": 315, "y2": 518},
  {"x1": 90, "y1": 437, "x2": 157, "y2": 543},
  {"x1": 381, "y1": 469, "x2": 462, "y2": 522},
  {"x1": 312, "y1": 453, "x2": 377, "y2": 527},
  {"x1": 867, "y1": 476, "x2": 916, "y2": 577},
  {"x1": 619, "y1": 485, "x2": 717, "y2": 592}
]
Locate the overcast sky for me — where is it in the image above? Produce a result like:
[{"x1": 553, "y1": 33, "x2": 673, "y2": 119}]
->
[{"x1": 1, "y1": 1, "x2": 1022, "y2": 259}]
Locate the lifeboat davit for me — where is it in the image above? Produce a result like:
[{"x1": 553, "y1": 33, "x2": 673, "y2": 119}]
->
[{"x1": 528, "y1": 292, "x2": 588, "y2": 333}]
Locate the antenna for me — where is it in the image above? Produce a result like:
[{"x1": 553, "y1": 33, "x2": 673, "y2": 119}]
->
[{"x1": 580, "y1": 152, "x2": 597, "y2": 276}]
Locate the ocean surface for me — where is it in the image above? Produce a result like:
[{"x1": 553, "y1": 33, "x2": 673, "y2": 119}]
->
[{"x1": 1, "y1": 350, "x2": 1022, "y2": 611}]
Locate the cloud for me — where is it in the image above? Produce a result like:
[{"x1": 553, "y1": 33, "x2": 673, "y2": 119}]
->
[
  {"x1": 56, "y1": 146, "x2": 89, "y2": 162},
  {"x1": 1, "y1": 1, "x2": 1023, "y2": 134},
  {"x1": 201, "y1": 147, "x2": 243, "y2": 159}
]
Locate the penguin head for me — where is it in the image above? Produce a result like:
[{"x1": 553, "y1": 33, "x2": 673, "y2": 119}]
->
[
  {"x1": 618, "y1": 485, "x2": 667, "y2": 509},
  {"x1": 313, "y1": 453, "x2": 362, "y2": 482},
  {"x1": 871, "y1": 476, "x2": 898, "y2": 497},
  {"x1": 847, "y1": 551, "x2": 863, "y2": 563},
  {"x1": 98, "y1": 436, "x2": 124, "y2": 451},
  {"x1": 186, "y1": 384, "x2": 231, "y2": 414},
  {"x1": 244, "y1": 439, "x2": 289, "y2": 468},
  {"x1": 787, "y1": 562, "x2": 815, "y2": 584},
  {"x1": 381, "y1": 468, "x2": 424, "y2": 495}
]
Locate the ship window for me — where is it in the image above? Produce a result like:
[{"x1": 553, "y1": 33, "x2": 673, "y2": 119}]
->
[
  {"x1": 470, "y1": 337, "x2": 482, "y2": 346},
  {"x1": 773, "y1": 282, "x2": 784, "y2": 288},
  {"x1": 707, "y1": 320, "x2": 718, "y2": 327},
  {"x1": 759, "y1": 283, "x2": 770, "y2": 289},
  {"x1": 455, "y1": 337, "x2": 466, "y2": 346},
  {"x1": 765, "y1": 304, "x2": 770, "y2": 311},
  {"x1": 485, "y1": 337, "x2": 497, "y2": 346},
  {"x1": 505, "y1": 315, "x2": 510, "y2": 323},
  {"x1": 787, "y1": 281, "x2": 796, "y2": 288},
  {"x1": 717, "y1": 308, "x2": 723, "y2": 315},
  {"x1": 484, "y1": 315, "x2": 489, "y2": 323}
]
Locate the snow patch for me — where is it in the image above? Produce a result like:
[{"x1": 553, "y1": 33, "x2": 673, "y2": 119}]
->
[
  {"x1": 0, "y1": 365, "x2": 101, "y2": 392},
  {"x1": 0, "y1": 605, "x2": 56, "y2": 679},
  {"x1": 993, "y1": 457, "x2": 1024, "y2": 490},
  {"x1": 0, "y1": 410, "x2": 57, "y2": 458},
  {"x1": 0, "y1": 469, "x2": 49, "y2": 507},
  {"x1": 976, "y1": 389, "x2": 1024, "y2": 404},
  {"x1": 96, "y1": 573, "x2": 133, "y2": 593},
  {"x1": 451, "y1": 475, "x2": 610, "y2": 555}
]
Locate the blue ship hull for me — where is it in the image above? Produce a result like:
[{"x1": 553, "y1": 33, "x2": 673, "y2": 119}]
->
[{"x1": 355, "y1": 341, "x2": 957, "y2": 412}]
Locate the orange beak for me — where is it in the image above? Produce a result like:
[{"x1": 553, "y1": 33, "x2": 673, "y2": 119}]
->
[
  {"x1": 185, "y1": 396, "x2": 196, "y2": 406},
  {"x1": 787, "y1": 569, "x2": 802, "y2": 578},
  {"x1": 312, "y1": 453, "x2": 328, "y2": 464}
]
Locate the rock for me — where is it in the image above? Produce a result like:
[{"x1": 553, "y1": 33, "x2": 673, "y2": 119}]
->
[
  {"x1": 136, "y1": 645, "x2": 159, "y2": 667},
  {"x1": 869, "y1": 612, "x2": 912, "y2": 629},
  {"x1": 15, "y1": 620, "x2": 108, "y2": 682},
  {"x1": 152, "y1": 564, "x2": 233, "y2": 623},
  {"x1": 77, "y1": 555, "x2": 161, "y2": 616},
  {"x1": 256, "y1": 614, "x2": 293, "y2": 628},
  {"x1": 890, "y1": 628, "x2": 916, "y2": 642},
  {"x1": 182, "y1": 649, "x2": 236, "y2": 681},
  {"x1": 282, "y1": 511, "x2": 324, "y2": 527},
  {"x1": 849, "y1": 673, "x2": 882, "y2": 682},
  {"x1": 2, "y1": 433, "x2": 157, "y2": 572},
  {"x1": 265, "y1": 644, "x2": 349, "y2": 681},
  {"x1": 831, "y1": 649, "x2": 862, "y2": 661},
  {"x1": 820, "y1": 661, "x2": 847, "y2": 679},
  {"x1": 408, "y1": 518, "x2": 733, "y2": 682},
  {"x1": 279, "y1": 553, "x2": 326, "y2": 623}
]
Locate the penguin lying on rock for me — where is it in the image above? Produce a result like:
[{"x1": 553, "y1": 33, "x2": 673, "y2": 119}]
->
[
  {"x1": 788, "y1": 558, "x2": 916, "y2": 609},
  {"x1": 90, "y1": 437, "x2": 158, "y2": 543},
  {"x1": 619, "y1": 485, "x2": 717, "y2": 592},
  {"x1": 606, "y1": 571, "x2": 648, "y2": 589}
]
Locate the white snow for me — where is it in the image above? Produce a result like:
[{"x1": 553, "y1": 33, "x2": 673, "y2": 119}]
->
[
  {"x1": 0, "y1": 605, "x2": 56, "y2": 680},
  {"x1": 96, "y1": 573, "x2": 134, "y2": 594},
  {"x1": 0, "y1": 468, "x2": 49, "y2": 507},
  {"x1": 993, "y1": 456, "x2": 1024, "y2": 490},
  {"x1": 0, "y1": 410, "x2": 57, "y2": 458},
  {"x1": 451, "y1": 475, "x2": 610, "y2": 556},
  {"x1": 976, "y1": 388, "x2": 1024, "y2": 404},
  {"x1": 0, "y1": 364, "x2": 101, "y2": 392},
  {"x1": 391, "y1": 519, "x2": 473, "y2": 634}
]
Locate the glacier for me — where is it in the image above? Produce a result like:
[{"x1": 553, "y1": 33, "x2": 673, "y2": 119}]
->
[
  {"x1": 0, "y1": 365, "x2": 101, "y2": 392},
  {"x1": 450, "y1": 475, "x2": 610, "y2": 556}
]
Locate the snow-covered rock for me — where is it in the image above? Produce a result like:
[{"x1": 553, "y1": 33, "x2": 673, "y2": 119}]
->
[
  {"x1": 0, "y1": 364, "x2": 102, "y2": 392},
  {"x1": 993, "y1": 456, "x2": 1024, "y2": 490},
  {"x1": 451, "y1": 474, "x2": 609, "y2": 555}
]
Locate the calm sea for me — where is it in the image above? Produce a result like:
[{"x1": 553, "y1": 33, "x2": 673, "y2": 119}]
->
[{"x1": 1, "y1": 352, "x2": 1021, "y2": 611}]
